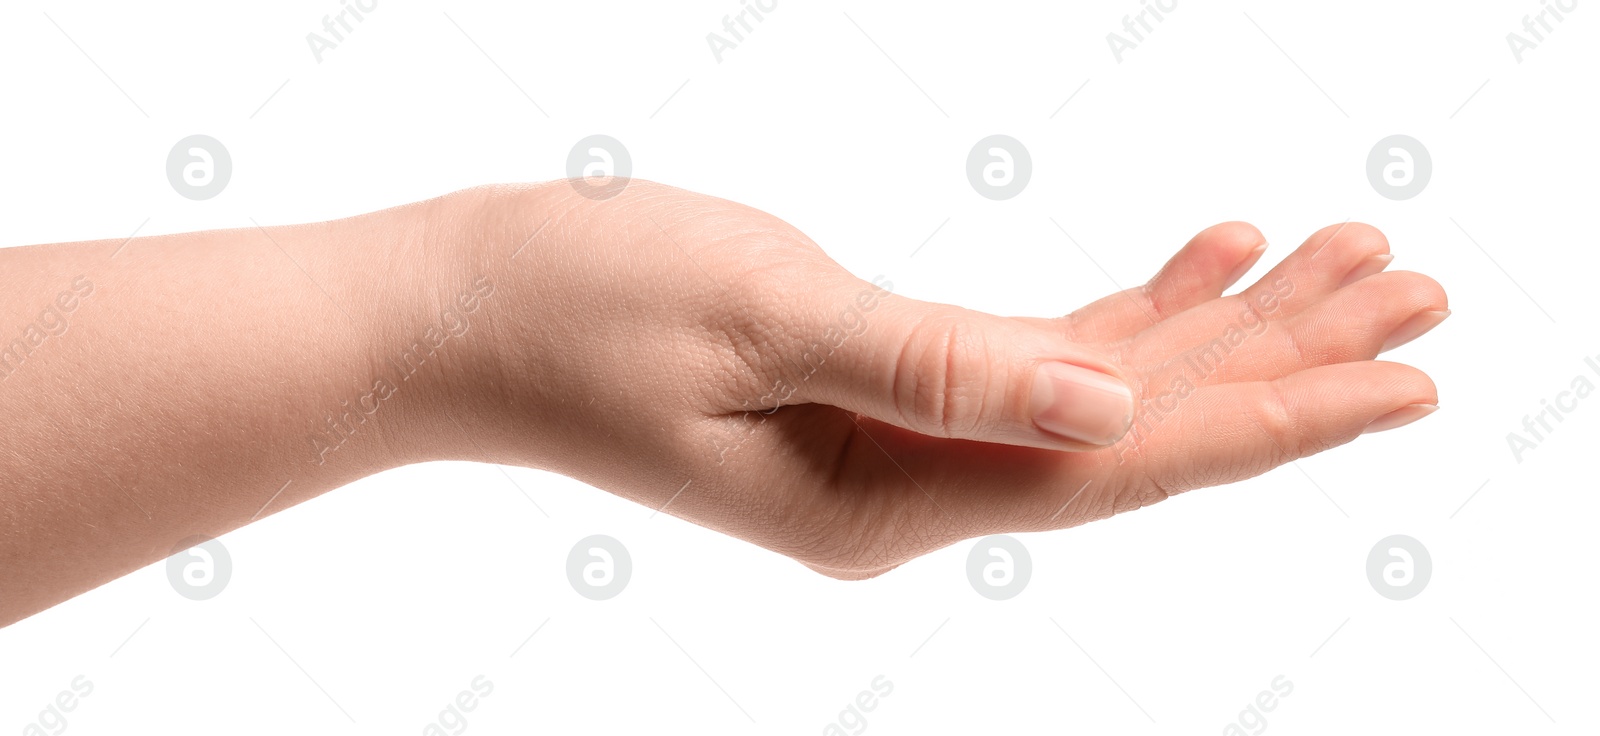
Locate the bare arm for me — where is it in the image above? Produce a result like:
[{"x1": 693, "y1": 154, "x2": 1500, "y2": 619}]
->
[
  {"x1": 0, "y1": 190, "x2": 499, "y2": 624},
  {"x1": 1, "y1": 181, "x2": 1444, "y2": 625}
]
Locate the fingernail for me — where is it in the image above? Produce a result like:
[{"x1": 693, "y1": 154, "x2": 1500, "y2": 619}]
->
[
  {"x1": 1031, "y1": 362, "x2": 1135, "y2": 446},
  {"x1": 1362, "y1": 403, "x2": 1438, "y2": 434},
  {"x1": 1380, "y1": 309, "x2": 1450, "y2": 352},
  {"x1": 1223, "y1": 242, "x2": 1269, "y2": 290},
  {"x1": 1340, "y1": 253, "x2": 1394, "y2": 288}
]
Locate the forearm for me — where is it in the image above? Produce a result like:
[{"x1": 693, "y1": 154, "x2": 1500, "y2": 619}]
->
[{"x1": 0, "y1": 189, "x2": 503, "y2": 625}]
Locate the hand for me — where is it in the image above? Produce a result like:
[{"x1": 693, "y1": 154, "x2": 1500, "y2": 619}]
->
[{"x1": 454, "y1": 181, "x2": 1447, "y2": 578}]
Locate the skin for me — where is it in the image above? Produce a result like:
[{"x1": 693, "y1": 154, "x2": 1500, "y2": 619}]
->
[{"x1": 0, "y1": 181, "x2": 1445, "y2": 625}]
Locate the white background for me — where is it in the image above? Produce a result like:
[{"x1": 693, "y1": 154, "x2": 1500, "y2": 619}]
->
[{"x1": 2, "y1": 1, "x2": 1596, "y2": 734}]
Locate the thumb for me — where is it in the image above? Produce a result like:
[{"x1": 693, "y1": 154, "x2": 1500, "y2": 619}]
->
[{"x1": 788, "y1": 279, "x2": 1136, "y2": 451}]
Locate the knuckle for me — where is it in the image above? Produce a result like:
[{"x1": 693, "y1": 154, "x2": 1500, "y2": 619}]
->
[
  {"x1": 698, "y1": 262, "x2": 837, "y2": 409},
  {"x1": 894, "y1": 314, "x2": 995, "y2": 437},
  {"x1": 1137, "y1": 282, "x2": 1173, "y2": 323},
  {"x1": 699, "y1": 290, "x2": 796, "y2": 406},
  {"x1": 1110, "y1": 468, "x2": 1181, "y2": 516},
  {"x1": 1251, "y1": 381, "x2": 1302, "y2": 459}
]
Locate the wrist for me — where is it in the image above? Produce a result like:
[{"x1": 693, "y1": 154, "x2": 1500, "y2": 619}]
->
[
  {"x1": 373, "y1": 183, "x2": 566, "y2": 468},
  {"x1": 297, "y1": 187, "x2": 517, "y2": 470}
]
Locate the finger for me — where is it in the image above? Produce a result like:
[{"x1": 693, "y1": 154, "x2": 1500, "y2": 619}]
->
[
  {"x1": 788, "y1": 282, "x2": 1136, "y2": 451},
  {"x1": 1115, "y1": 222, "x2": 1394, "y2": 366},
  {"x1": 1135, "y1": 270, "x2": 1449, "y2": 389},
  {"x1": 1114, "y1": 361, "x2": 1437, "y2": 500},
  {"x1": 783, "y1": 361, "x2": 1434, "y2": 563},
  {"x1": 1061, "y1": 222, "x2": 1268, "y2": 343}
]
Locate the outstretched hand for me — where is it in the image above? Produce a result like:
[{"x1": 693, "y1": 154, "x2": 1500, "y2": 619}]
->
[{"x1": 465, "y1": 182, "x2": 1447, "y2": 578}]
